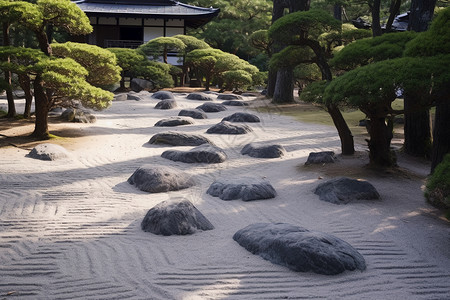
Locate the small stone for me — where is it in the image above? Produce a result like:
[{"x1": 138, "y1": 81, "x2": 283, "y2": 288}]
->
[
  {"x1": 128, "y1": 165, "x2": 194, "y2": 193},
  {"x1": 314, "y1": 177, "x2": 380, "y2": 204},
  {"x1": 154, "y1": 117, "x2": 194, "y2": 127},
  {"x1": 221, "y1": 100, "x2": 249, "y2": 106},
  {"x1": 222, "y1": 112, "x2": 260, "y2": 123},
  {"x1": 196, "y1": 103, "x2": 227, "y2": 112},
  {"x1": 178, "y1": 109, "x2": 208, "y2": 119},
  {"x1": 206, "y1": 121, "x2": 252, "y2": 134},
  {"x1": 207, "y1": 177, "x2": 276, "y2": 201},
  {"x1": 217, "y1": 94, "x2": 243, "y2": 100},
  {"x1": 305, "y1": 151, "x2": 336, "y2": 165},
  {"x1": 26, "y1": 143, "x2": 70, "y2": 161},
  {"x1": 149, "y1": 131, "x2": 214, "y2": 146},
  {"x1": 154, "y1": 99, "x2": 177, "y2": 109},
  {"x1": 151, "y1": 91, "x2": 175, "y2": 100},
  {"x1": 127, "y1": 93, "x2": 142, "y2": 101},
  {"x1": 114, "y1": 93, "x2": 127, "y2": 101},
  {"x1": 187, "y1": 92, "x2": 214, "y2": 101},
  {"x1": 241, "y1": 143, "x2": 286, "y2": 158},
  {"x1": 161, "y1": 144, "x2": 227, "y2": 164},
  {"x1": 141, "y1": 199, "x2": 214, "y2": 236}
]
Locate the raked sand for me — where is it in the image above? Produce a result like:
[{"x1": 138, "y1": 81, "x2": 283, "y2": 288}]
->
[{"x1": 0, "y1": 92, "x2": 449, "y2": 299}]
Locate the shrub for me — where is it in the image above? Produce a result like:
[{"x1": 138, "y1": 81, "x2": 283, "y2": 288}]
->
[
  {"x1": 223, "y1": 70, "x2": 252, "y2": 91},
  {"x1": 425, "y1": 153, "x2": 450, "y2": 215}
]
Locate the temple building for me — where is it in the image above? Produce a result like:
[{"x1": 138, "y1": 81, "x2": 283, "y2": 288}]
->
[{"x1": 74, "y1": 0, "x2": 219, "y2": 49}]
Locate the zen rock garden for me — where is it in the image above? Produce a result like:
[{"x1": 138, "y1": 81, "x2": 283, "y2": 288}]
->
[{"x1": 124, "y1": 92, "x2": 372, "y2": 276}]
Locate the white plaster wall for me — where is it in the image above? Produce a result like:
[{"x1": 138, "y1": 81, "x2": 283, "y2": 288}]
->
[
  {"x1": 165, "y1": 27, "x2": 184, "y2": 37},
  {"x1": 144, "y1": 27, "x2": 164, "y2": 42}
]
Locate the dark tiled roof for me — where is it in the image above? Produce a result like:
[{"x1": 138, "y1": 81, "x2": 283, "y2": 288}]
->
[{"x1": 75, "y1": 0, "x2": 219, "y2": 19}]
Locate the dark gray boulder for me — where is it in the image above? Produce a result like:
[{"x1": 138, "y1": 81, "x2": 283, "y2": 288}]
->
[
  {"x1": 161, "y1": 144, "x2": 227, "y2": 164},
  {"x1": 221, "y1": 100, "x2": 249, "y2": 106},
  {"x1": 196, "y1": 102, "x2": 227, "y2": 112},
  {"x1": 128, "y1": 165, "x2": 194, "y2": 193},
  {"x1": 241, "y1": 143, "x2": 286, "y2": 158},
  {"x1": 151, "y1": 91, "x2": 175, "y2": 100},
  {"x1": 314, "y1": 177, "x2": 380, "y2": 205},
  {"x1": 114, "y1": 93, "x2": 127, "y2": 101},
  {"x1": 207, "y1": 177, "x2": 276, "y2": 201},
  {"x1": 187, "y1": 92, "x2": 214, "y2": 101},
  {"x1": 27, "y1": 143, "x2": 70, "y2": 161},
  {"x1": 222, "y1": 112, "x2": 260, "y2": 123},
  {"x1": 206, "y1": 121, "x2": 252, "y2": 134},
  {"x1": 154, "y1": 99, "x2": 177, "y2": 109},
  {"x1": 178, "y1": 109, "x2": 208, "y2": 119},
  {"x1": 305, "y1": 151, "x2": 336, "y2": 165},
  {"x1": 127, "y1": 93, "x2": 142, "y2": 101},
  {"x1": 149, "y1": 131, "x2": 214, "y2": 146},
  {"x1": 217, "y1": 94, "x2": 243, "y2": 100},
  {"x1": 130, "y1": 78, "x2": 153, "y2": 92},
  {"x1": 141, "y1": 199, "x2": 214, "y2": 236},
  {"x1": 61, "y1": 108, "x2": 96, "y2": 123},
  {"x1": 154, "y1": 117, "x2": 194, "y2": 127},
  {"x1": 233, "y1": 223, "x2": 366, "y2": 275}
]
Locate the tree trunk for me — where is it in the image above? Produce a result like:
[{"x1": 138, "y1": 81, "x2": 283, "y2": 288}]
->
[
  {"x1": 334, "y1": 4, "x2": 342, "y2": 21},
  {"x1": 31, "y1": 76, "x2": 50, "y2": 139},
  {"x1": 408, "y1": 0, "x2": 437, "y2": 32},
  {"x1": 367, "y1": 116, "x2": 395, "y2": 167},
  {"x1": 3, "y1": 22, "x2": 16, "y2": 118},
  {"x1": 327, "y1": 104, "x2": 355, "y2": 155},
  {"x1": 18, "y1": 74, "x2": 33, "y2": 118},
  {"x1": 370, "y1": 0, "x2": 383, "y2": 37},
  {"x1": 272, "y1": 67, "x2": 294, "y2": 103},
  {"x1": 431, "y1": 101, "x2": 450, "y2": 173},
  {"x1": 267, "y1": 69, "x2": 276, "y2": 97},
  {"x1": 385, "y1": 0, "x2": 402, "y2": 31},
  {"x1": 403, "y1": 93, "x2": 431, "y2": 157},
  {"x1": 204, "y1": 74, "x2": 211, "y2": 91}
]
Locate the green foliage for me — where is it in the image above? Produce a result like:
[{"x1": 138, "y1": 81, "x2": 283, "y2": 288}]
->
[
  {"x1": 107, "y1": 48, "x2": 146, "y2": 74},
  {"x1": 0, "y1": 0, "x2": 42, "y2": 29},
  {"x1": 35, "y1": 56, "x2": 113, "y2": 109},
  {"x1": 425, "y1": 154, "x2": 450, "y2": 210},
  {"x1": 252, "y1": 71, "x2": 268, "y2": 86},
  {"x1": 269, "y1": 46, "x2": 315, "y2": 70},
  {"x1": 133, "y1": 61, "x2": 173, "y2": 89},
  {"x1": 269, "y1": 9, "x2": 341, "y2": 44},
  {"x1": 172, "y1": 35, "x2": 210, "y2": 53},
  {"x1": 299, "y1": 80, "x2": 328, "y2": 105},
  {"x1": 187, "y1": 0, "x2": 271, "y2": 59},
  {"x1": 249, "y1": 30, "x2": 271, "y2": 55},
  {"x1": 223, "y1": 70, "x2": 252, "y2": 90},
  {"x1": 331, "y1": 31, "x2": 418, "y2": 70},
  {"x1": 294, "y1": 63, "x2": 322, "y2": 86},
  {"x1": 138, "y1": 37, "x2": 186, "y2": 60},
  {"x1": 52, "y1": 42, "x2": 121, "y2": 87},
  {"x1": 0, "y1": 46, "x2": 44, "y2": 75},
  {"x1": 324, "y1": 60, "x2": 398, "y2": 112},
  {"x1": 37, "y1": 0, "x2": 92, "y2": 35},
  {"x1": 404, "y1": 7, "x2": 450, "y2": 57}
]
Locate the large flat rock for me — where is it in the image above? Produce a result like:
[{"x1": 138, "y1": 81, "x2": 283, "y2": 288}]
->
[
  {"x1": 217, "y1": 94, "x2": 243, "y2": 100},
  {"x1": 162, "y1": 144, "x2": 227, "y2": 164},
  {"x1": 206, "y1": 121, "x2": 252, "y2": 134},
  {"x1": 154, "y1": 117, "x2": 194, "y2": 127},
  {"x1": 233, "y1": 223, "x2": 366, "y2": 275},
  {"x1": 207, "y1": 177, "x2": 276, "y2": 201},
  {"x1": 305, "y1": 151, "x2": 336, "y2": 165},
  {"x1": 128, "y1": 165, "x2": 194, "y2": 193},
  {"x1": 314, "y1": 177, "x2": 380, "y2": 204},
  {"x1": 141, "y1": 199, "x2": 214, "y2": 236},
  {"x1": 149, "y1": 131, "x2": 214, "y2": 146},
  {"x1": 221, "y1": 100, "x2": 249, "y2": 106}
]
